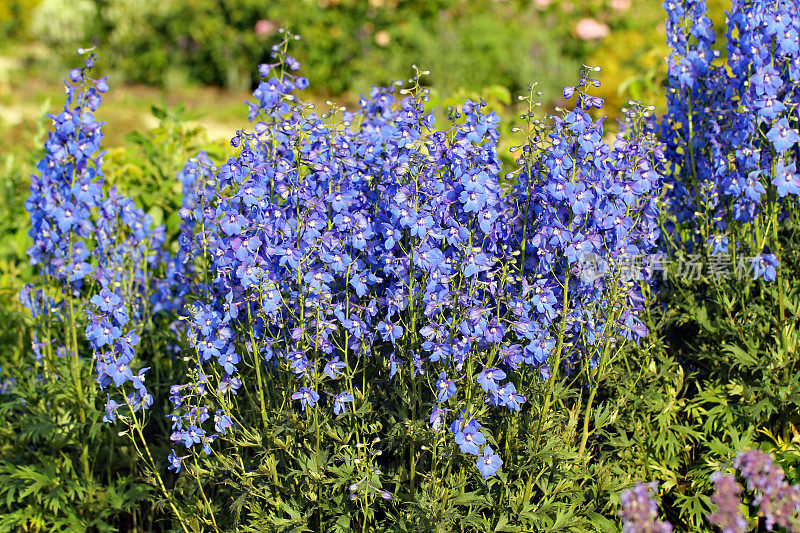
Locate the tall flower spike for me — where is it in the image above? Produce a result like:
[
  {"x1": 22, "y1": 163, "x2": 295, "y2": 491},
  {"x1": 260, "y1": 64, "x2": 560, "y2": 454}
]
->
[
  {"x1": 618, "y1": 482, "x2": 673, "y2": 533},
  {"x1": 708, "y1": 472, "x2": 748, "y2": 533}
]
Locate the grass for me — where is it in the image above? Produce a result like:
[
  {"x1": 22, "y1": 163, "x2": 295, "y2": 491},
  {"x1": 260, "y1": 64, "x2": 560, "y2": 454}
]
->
[{"x1": 1, "y1": 54, "x2": 252, "y2": 149}]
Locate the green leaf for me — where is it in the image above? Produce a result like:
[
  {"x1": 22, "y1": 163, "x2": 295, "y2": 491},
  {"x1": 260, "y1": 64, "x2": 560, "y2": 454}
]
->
[
  {"x1": 451, "y1": 490, "x2": 488, "y2": 506},
  {"x1": 586, "y1": 512, "x2": 619, "y2": 533},
  {"x1": 695, "y1": 306, "x2": 716, "y2": 333},
  {"x1": 722, "y1": 343, "x2": 758, "y2": 367}
]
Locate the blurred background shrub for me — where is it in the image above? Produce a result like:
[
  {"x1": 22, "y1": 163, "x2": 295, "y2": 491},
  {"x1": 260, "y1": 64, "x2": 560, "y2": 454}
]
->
[
  {"x1": 0, "y1": 0, "x2": 730, "y2": 155},
  {"x1": 5, "y1": 0, "x2": 690, "y2": 109}
]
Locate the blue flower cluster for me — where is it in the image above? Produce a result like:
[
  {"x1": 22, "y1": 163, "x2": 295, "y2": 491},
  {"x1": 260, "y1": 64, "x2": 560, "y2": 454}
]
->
[
  {"x1": 24, "y1": 52, "x2": 108, "y2": 301},
  {"x1": 662, "y1": 0, "x2": 800, "y2": 274},
  {"x1": 23, "y1": 33, "x2": 664, "y2": 480},
  {"x1": 88, "y1": 287, "x2": 152, "y2": 420},
  {"x1": 159, "y1": 32, "x2": 664, "y2": 478},
  {"x1": 513, "y1": 71, "x2": 663, "y2": 359},
  {"x1": 22, "y1": 50, "x2": 168, "y2": 424}
]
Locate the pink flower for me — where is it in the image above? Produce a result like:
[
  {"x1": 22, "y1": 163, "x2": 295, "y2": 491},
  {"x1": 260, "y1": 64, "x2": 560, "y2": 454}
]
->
[
  {"x1": 374, "y1": 30, "x2": 391, "y2": 47},
  {"x1": 575, "y1": 18, "x2": 610, "y2": 40},
  {"x1": 255, "y1": 20, "x2": 277, "y2": 37},
  {"x1": 611, "y1": 0, "x2": 631, "y2": 11}
]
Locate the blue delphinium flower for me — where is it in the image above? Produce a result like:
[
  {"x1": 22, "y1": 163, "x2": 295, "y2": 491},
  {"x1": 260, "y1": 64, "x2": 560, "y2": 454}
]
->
[
  {"x1": 214, "y1": 411, "x2": 233, "y2": 434},
  {"x1": 167, "y1": 450, "x2": 185, "y2": 473},
  {"x1": 24, "y1": 52, "x2": 173, "y2": 430},
  {"x1": 751, "y1": 254, "x2": 779, "y2": 281},
  {"x1": 333, "y1": 392, "x2": 354, "y2": 415},
  {"x1": 495, "y1": 382, "x2": 526, "y2": 412},
  {"x1": 708, "y1": 235, "x2": 729, "y2": 256},
  {"x1": 429, "y1": 405, "x2": 447, "y2": 431},
  {"x1": 476, "y1": 367, "x2": 506, "y2": 393},
  {"x1": 377, "y1": 320, "x2": 404, "y2": 345},
  {"x1": 182, "y1": 425, "x2": 204, "y2": 448},
  {"x1": 324, "y1": 356, "x2": 347, "y2": 380},
  {"x1": 772, "y1": 161, "x2": 800, "y2": 197},
  {"x1": 435, "y1": 371, "x2": 456, "y2": 403},
  {"x1": 292, "y1": 388, "x2": 320, "y2": 411},
  {"x1": 103, "y1": 397, "x2": 120, "y2": 423},
  {"x1": 476, "y1": 445, "x2": 503, "y2": 478},
  {"x1": 454, "y1": 425, "x2": 486, "y2": 456},
  {"x1": 767, "y1": 118, "x2": 800, "y2": 154}
]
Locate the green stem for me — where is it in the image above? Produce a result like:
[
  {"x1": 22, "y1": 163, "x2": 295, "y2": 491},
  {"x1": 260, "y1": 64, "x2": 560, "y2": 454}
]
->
[
  {"x1": 66, "y1": 248, "x2": 92, "y2": 500},
  {"x1": 533, "y1": 272, "x2": 571, "y2": 452},
  {"x1": 770, "y1": 188, "x2": 786, "y2": 326},
  {"x1": 125, "y1": 397, "x2": 190, "y2": 533},
  {"x1": 246, "y1": 304, "x2": 269, "y2": 428},
  {"x1": 313, "y1": 307, "x2": 323, "y2": 533},
  {"x1": 192, "y1": 455, "x2": 220, "y2": 532}
]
